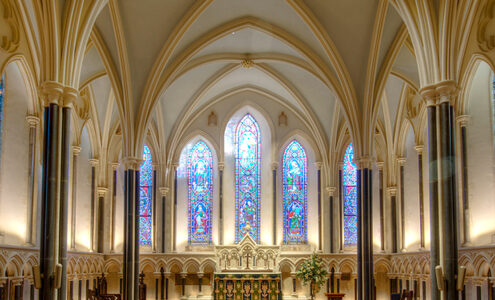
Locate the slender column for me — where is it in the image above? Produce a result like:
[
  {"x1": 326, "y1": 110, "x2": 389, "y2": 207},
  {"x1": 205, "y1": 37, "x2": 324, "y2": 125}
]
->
[
  {"x1": 316, "y1": 162, "x2": 322, "y2": 251},
  {"x1": 26, "y1": 115, "x2": 39, "y2": 246},
  {"x1": 290, "y1": 273, "x2": 297, "y2": 296},
  {"x1": 110, "y1": 163, "x2": 119, "y2": 253},
  {"x1": 152, "y1": 164, "x2": 158, "y2": 252},
  {"x1": 415, "y1": 146, "x2": 426, "y2": 250},
  {"x1": 96, "y1": 187, "x2": 108, "y2": 253},
  {"x1": 197, "y1": 273, "x2": 203, "y2": 296},
  {"x1": 12, "y1": 279, "x2": 22, "y2": 300},
  {"x1": 70, "y1": 146, "x2": 81, "y2": 250},
  {"x1": 173, "y1": 164, "x2": 178, "y2": 252},
  {"x1": 159, "y1": 188, "x2": 169, "y2": 253},
  {"x1": 338, "y1": 163, "x2": 344, "y2": 252},
  {"x1": 180, "y1": 273, "x2": 187, "y2": 297},
  {"x1": 122, "y1": 157, "x2": 141, "y2": 300},
  {"x1": 457, "y1": 115, "x2": 471, "y2": 246},
  {"x1": 272, "y1": 162, "x2": 278, "y2": 245},
  {"x1": 160, "y1": 268, "x2": 165, "y2": 300},
  {"x1": 376, "y1": 162, "x2": 385, "y2": 252},
  {"x1": 154, "y1": 274, "x2": 159, "y2": 300},
  {"x1": 165, "y1": 273, "x2": 169, "y2": 300},
  {"x1": 218, "y1": 162, "x2": 224, "y2": 245},
  {"x1": 327, "y1": 187, "x2": 336, "y2": 253},
  {"x1": 398, "y1": 157, "x2": 406, "y2": 252},
  {"x1": 387, "y1": 187, "x2": 398, "y2": 253},
  {"x1": 89, "y1": 159, "x2": 99, "y2": 252}
]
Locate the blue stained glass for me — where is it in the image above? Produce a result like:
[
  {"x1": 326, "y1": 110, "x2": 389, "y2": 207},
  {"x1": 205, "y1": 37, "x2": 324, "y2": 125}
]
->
[
  {"x1": 187, "y1": 141, "x2": 213, "y2": 244},
  {"x1": 343, "y1": 144, "x2": 358, "y2": 245},
  {"x1": 139, "y1": 144, "x2": 153, "y2": 245},
  {"x1": 282, "y1": 140, "x2": 308, "y2": 244},
  {"x1": 235, "y1": 114, "x2": 261, "y2": 243}
]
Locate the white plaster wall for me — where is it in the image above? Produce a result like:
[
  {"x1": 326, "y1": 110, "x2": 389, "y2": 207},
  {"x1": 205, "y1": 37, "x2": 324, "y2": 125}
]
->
[
  {"x1": 372, "y1": 164, "x2": 381, "y2": 251},
  {"x1": 114, "y1": 162, "x2": 125, "y2": 252},
  {"x1": 466, "y1": 62, "x2": 495, "y2": 246},
  {"x1": 75, "y1": 127, "x2": 93, "y2": 251},
  {"x1": 0, "y1": 63, "x2": 30, "y2": 245},
  {"x1": 403, "y1": 127, "x2": 421, "y2": 250}
]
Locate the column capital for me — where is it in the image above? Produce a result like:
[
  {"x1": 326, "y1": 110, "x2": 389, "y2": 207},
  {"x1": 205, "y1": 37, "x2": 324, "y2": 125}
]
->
[
  {"x1": 326, "y1": 187, "x2": 336, "y2": 196},
  {"x1": 456, "y1": 114, "x2": 471, "y2": 127},
  {"x1": 197, "y1": 273, "x2": 204, "y2": 278},
  {"x1": 11, "y1": 277, "x2": 23, "y2": 286},
  {"x1": 218, "y1": 162, "x2": 224, "y2": 171},
  {"x1": 376, "y1": 161, "x2": 385, "y2": 170},
  {"x1": 89, "y1": 158, "x2": 99, "y2": 167},
  {"x1": 419, "y1": 80, "x2": 458, "y2": 106},
  {"x1": 122, "y1": 157, "x2": 142, "y2": 170},
  {"x1": 414, "y1": 145, "x2": 424, "y2": 154},
  {"x1": 26, "y1": 115, "x2": 40, "y2": 127},
  {"x1": 97, "y1": 187, "x2": 108, "y2": 197},
  {"x1": 271, "y1": 162, "x2": 279, "y2": 170},
  {"x1": 39, "y1": 81, "x2": 64, "y2": 106},
  {"x1": 397, "y1": 157, "x2": 406, "y2": 165},
  {"x1": 152, "y1": 163, "x2": 160, "y2": 171},
  {"x1": 338, "y1": 161, "x2": 344, "y2": 169},
  {"x1": 387, "y1": 186, "x2": 397, "y2": 196},
  {"x1": 314, "y1": 161, "x2": 323, "y2": 170},
  {"x1": 159, "y1": 187, "x2": 169, "y2": 196},
  {"x1": 72, "y1": 145, "x2": 82, "y2": 156},
  {"x1": 172, "y1": 162, "x2": 180, "y2": 170},
  {"x1": 110, "y1": 162, "x2": 119, "y2": 170},
  {"x1": 355, "y1": 156, "x2": 373, "y2": 169},
  {"x1": 180, "y1": 272, "x2": 188, "y2": 279},
  {"x1": 63, "y1": 86, "x2": 79, "y2": 108}
]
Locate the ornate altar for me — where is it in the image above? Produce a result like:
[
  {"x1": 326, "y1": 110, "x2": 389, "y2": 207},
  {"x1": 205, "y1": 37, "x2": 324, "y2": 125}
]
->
[{"x1": 213, "y1": 235, "x2": 282, "y2": 300}]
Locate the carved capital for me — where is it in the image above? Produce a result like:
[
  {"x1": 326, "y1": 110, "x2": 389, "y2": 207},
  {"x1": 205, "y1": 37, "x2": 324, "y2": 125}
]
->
[
  {"x1": 414, "y1": 145, "x2": 424, "y2": 154},
  {"x1": 419, "y1": 81, "x2": 458, "y2": 106},
  {"x1": 72, "y1": 145, "x2": 82, "y2": 156},
  {"x1": 271, "y1": 162, "x2": 279, "y2": 171},
  {"x1": 39, "y1": 81, "x2": 64, "y2": 106},
  {"x1": 326, "y1": 187, "x2": 336, "y2": 196},
  {"x1": 89, "y1": 158, "x2": 99, "y2": 167},
  {"x1": 456, "y1": 115, "x2": 471, "y2": 127},
  {"x1": 110, "y1": 162, "x2": 119, "y2": 170},
  {"x1": 25, "y1": 115, "x2": 40, "y2": 127},
  {"x1": 122, "y1": 157, "x2": 142, "y2": 170},
  {"x1": 0, "y1": 0, "x2": 20, "y2": 52},
  {"x1": 355, "y1": 156, "x2": 373, "y2": 169},
  {"x1": 97, "y1": 187, "x2": 108, "y2": 197},
  {"x1": 376, "y1": 161, "x2": 385, "y2": 170},
  {"x1": 63, "y1": 86, "x2": 79, "y2": 108},
  {"x1": 397, "y1": 157, "x2": 406, "y2": 165},
  {"x1": 159, "y1": 187, "x2": 169, "y2": 196},
  {"x1": 387, "y1": 186, "x2": 397, "y2": 197},
  {"x1": 314, "y1": 161, "x2": 323, "y2": 170},
  {"x1": 218, "y1": 162, "x2": 224, "y2": 171}
]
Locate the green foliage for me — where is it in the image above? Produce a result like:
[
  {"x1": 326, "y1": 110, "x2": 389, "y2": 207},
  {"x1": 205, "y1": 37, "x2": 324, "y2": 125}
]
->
[{"x1": 296, "y1": 252, "x2": 328, "y2": 294}]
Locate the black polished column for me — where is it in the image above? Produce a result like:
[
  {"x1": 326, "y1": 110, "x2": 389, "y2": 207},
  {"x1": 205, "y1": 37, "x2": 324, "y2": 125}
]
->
[
  {"x1": 415, "y1": 146, "x2": 425, "y2": 249},
  {"x1": 152, "y1": 167, "x2": 157, "y2": 252},
  {"x1": 272, "y1": 162, "x2": 278, "y2": 245},
  {"x1": 317, "y1": 162, "x2": 322, "y2": 251},
  {"x1": 398, "y1": 158, "x2": 406, "y2": 252},
  {"x1": 388, "y1": 187, "x2": 398, "y2": 253},
  {"x1": 377, "y1": 162, "x2": 384, "y2": 252},
  {"x1": 89, "y1": 158, "x2": 98, "y2": 251},
  {"x1": 26, "y1": 115, "x2": 39, "y2": 246},
  {"x1": 457, "y1": 115, "x2": 471, "y2": 246},
  {"x1": 218, "y1": 162, "x2": 224, "y2": 245},
  {"x1": 327, "y1": 187, "x2": 336, "y2": 253},
  {"x1": 110, "y1": 163, "x2": 119, "y2": 253},
  {"x1": 96, "y1": 187, "x2": 108, "y2": 253},
  {"x1": 70, "y1": 146, "x2": 81, "y2": 250},
  {"x1": 159, "y1": 187, "x2": 169, "y2": 253},
  {"x1": 123, "y1": 159, "x2": 140, "y2": 300},
  {"x1": 338, "y1": 165, "x2": 343, "y2": 252}
]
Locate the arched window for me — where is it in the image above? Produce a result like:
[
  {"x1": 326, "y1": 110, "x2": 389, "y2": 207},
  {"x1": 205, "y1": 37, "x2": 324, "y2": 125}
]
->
[
  {"x1": 282, "y1": 140, "x2": 308, "y2": 244},
  {"x1": 235, "y1": 114, "x2": 261, "y2": 243},
  {"x1": 139, "y1": 144, "x2": 153, "y2": 245},
  {"x1": 187, "y1": 140, "x2": 213, "y2": 244},
  {"x1": 343, "y1": 144, "x2": 358, "y2": 245}
]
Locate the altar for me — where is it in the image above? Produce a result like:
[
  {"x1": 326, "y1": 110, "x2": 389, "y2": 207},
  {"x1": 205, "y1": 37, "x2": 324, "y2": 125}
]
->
[{"x1": 213, "y1": 273, "x2": 281, "y2": 300}]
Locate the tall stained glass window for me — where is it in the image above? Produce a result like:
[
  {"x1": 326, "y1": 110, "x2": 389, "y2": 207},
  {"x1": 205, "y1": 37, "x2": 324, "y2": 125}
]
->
[
  {"x1": 139, "y1": 144, "x2": 153, "y2": 245},
  {"x1": 235, "y1": 114, "x2": 261, "y2": 243},
  {"x1": 282, "y1": 140, "x2": 308, "y2": 244},
  {"x1": 343, "y1": 144, "x2": 358, "y2": 245},
  {"x1": 187, "y1": 141, "x2": 213, "y2": 244}
]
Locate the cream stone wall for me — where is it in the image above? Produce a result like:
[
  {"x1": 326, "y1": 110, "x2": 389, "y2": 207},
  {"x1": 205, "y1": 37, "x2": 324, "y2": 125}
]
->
[
  {"x1": 0, "y1": 63, "x2": 30, "y2": 246},
  {"x1": 403, "y1": 127, "x2": 421, "y2": 251}
]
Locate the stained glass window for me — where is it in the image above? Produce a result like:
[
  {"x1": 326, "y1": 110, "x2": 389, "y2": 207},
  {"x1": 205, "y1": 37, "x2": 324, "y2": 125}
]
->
[
  {"x1": 282, "y1": 140, "x2": 308, "y2": 244},
  {"x1": 139, "y1": 144, "x2": 153, "y2": 245},
  {"x1": 235, "y1": 114, "x2": 261, "y2": 243},
  {"x1": 343, "y1": 144, "x2": 358, "y2": 245},
  {"x1": 187, "y1": 140, "x2": 213, "y2": 244}
]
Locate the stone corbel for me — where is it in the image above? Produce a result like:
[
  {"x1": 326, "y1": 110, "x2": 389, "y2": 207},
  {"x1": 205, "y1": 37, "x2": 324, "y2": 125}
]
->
[
  {"x1": 72, "y1": 145, "x2": 82, "y2": 156},
  {"x1": 397, "y1": 157, "x2": 406, "y2": 166},
  {"x1": 376, "y1": 161, "x2": 384, "y2": 170},
  {"x1": 97, "y1": 187, "x2": 108, "y2": 197},
  {"x1": 326, "y1": 187, "x2": 336, "y2": 197},
  {"x1": 218, "y1": 162, "x2": 224, "y2": 171},
  {"x1": 414, "y1": 145, "x2": 424, "y2": 155},
  {"x1": 89, "y1": 158, "x2": 99, "y2": 168},
  {"x1": 25, "y1": 115, "x2": 40, "y2": 128},
  {"x1": 456, "y1": 115, "x2": 471, "y2": 127},
  {"x1": 271, "y1": 162, "x2": 279, "y2": 171},
  {"x1": 387, "y1": 186, "x2": 397, "y2": 197}
]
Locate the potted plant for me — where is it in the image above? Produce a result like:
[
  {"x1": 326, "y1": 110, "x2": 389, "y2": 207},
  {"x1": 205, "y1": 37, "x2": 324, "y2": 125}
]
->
[{"x1": 296, "y1": 252, "x2": 328, "y2": 300}]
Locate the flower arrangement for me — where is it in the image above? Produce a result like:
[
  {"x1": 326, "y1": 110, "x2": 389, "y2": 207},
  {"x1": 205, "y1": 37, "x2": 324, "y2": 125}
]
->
[{"x1": 296, "y1": 252, "x2": 328, "y2": 299}]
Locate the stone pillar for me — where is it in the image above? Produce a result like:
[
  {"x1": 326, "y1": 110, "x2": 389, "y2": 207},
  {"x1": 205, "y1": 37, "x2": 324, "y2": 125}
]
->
[
  {"x1": 415, "y1": 146, "x2": 426, "y2": 250},
  {"x1": 457, "y1": 115, "x2": 471, "y2": 246},
  {"x1": 218, "y1": 162, "x2": 224, "y2": 245},
  {"x1": 387, "y1": 187, "x2": 398, "y2": 253},
  {"x1": 397, "y1": 157, "x2": 406, "y2": 252},
  {"x1": 110, "y1": 162, "x2": 119, "y2": 253},
  {"x1": 357, "y1": 157, "x2": 373, "y2": 300},
  {"x1": 89, "y1": 158, "x2": 99, "y2": 252},
  {"x1": 26, "y1": 115, "x2": 39, "y2": 246},
  {"x1": 327, "y1": 187, "x2": 336, "y2": 253},
  {"x1": 159, "y1": 187, "x2": 169, "y2": 253},
  {"x1": 38, "y1": 82, "x2": 75, "y2": 300},
  {"x1": 316, "y1": 162, "x2": 322, "y2": 251},
  {"x1": 376, "y1": 162, "x2": 385, "y2": 252},
  {"x1": 338, "y1": 162, "x2": 344, "y2": 252},
  {"x1": 272, "y1": 162, "x2": 278, "y2": 245},
  {"x1": 70, "y1": 146, "x2": 81, "y2": 250},
  {"x1": 96, "y1": 187, "x2": 108, "y2": 253},
  {"x1": 122, "y1": 157, "x2": 141, "y2": 300},
  {"x1": 420, "y1": 81, "x2": 459, "y2": 300}
]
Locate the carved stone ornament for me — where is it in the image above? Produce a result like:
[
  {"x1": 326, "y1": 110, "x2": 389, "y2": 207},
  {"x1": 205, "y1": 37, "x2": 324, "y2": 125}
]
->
[
  {"x1": 0, "y1": 0, "x2": 20, "y2": 53},
  {"x1": 208, "y1": 111, "x2": 217, "y2": 127},
  {"x1": 278, "y1": 111, "x2": 287, "y2": 127},
  {"x1": 478, "y1": 0, "x2": 495, "y2": 51}
]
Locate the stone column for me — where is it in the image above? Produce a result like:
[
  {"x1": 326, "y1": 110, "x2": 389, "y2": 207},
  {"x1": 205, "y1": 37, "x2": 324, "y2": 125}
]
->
[
  {"x1": 38, "y1": 82, "x2": 75, "y2": 300},
  {"x1": 159, "y1": 187, "x2": 169, "y2": 253},
  {"x1": 122, "y1": 157, "x2": 141, "y2": 300},
  {"x1": 415, "y1": 146, "x2": 426, "y2": 250},
  {"x1": 96, "y1": 187, "x2": 108, "y2": 253},
  {"x1": 387, "y1": 187, "x2": 398, "y2": 253},
  {"x1": 110, "y1": 162, "x2": 119, "y2": 253},
  {"x1": 218, "y1": 162, "x2": 224, "y2": 245},
  {"x1": 376, "y1": 162, "x2": 385, "y2": 252},
  {"x1": 397, "y1": 157, "x2": 406, "y2": 252},
  {"x1": 70, "y1": 146, "x2": 81, "y2": 250},
  {"x1": 457, "y1": 115, "x2": 471, "y2": 246},
  {"x1": 26, "y1": 115, "x2": 39, "y2": 246},
  {"x1": 89, "y1": 158, "x2": 99, "y2": 252},
  {"x1": 316, "y1": 162, "x2": 322, "y2": 251},
  {"x1": 272, "y1": 162, "x2": 278, "y2": 245},
  {"x1": 327, "y1": 187, "x2": 336, "y2": 253},
  {"x1": 420, "y1": 81, "x2": 459, "y2": 300}
]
